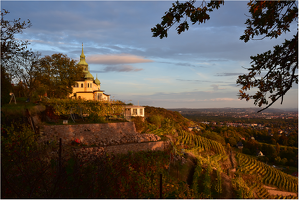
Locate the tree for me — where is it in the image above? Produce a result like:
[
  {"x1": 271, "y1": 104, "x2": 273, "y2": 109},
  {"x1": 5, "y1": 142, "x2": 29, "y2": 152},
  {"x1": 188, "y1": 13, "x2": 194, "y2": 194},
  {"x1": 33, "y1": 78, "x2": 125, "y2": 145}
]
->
[
  {"x1": 1, "y1": 9, "x2": 33, "y2": 70},
  {"x1": 1, "y1": 66, "x2": 12, "y2": 105},
  {"x1": 278, "y1": 133, "x2": 289, "y2": 146},
  {"x1": 151, "y1": 1, "x2": 297, "y2": 112},
  {"x1": 37, "y1": 54, "x2": 84, "y2": 98},
  {"x1": 9, "y1": 52, "x2": 41, "y2": 99},
  {"x1": 267, "y1": 145, "x2": 277, "y2": 161},
  {"x1": 228, "y1": 137, "x2": 237, "y2": 147},
  {"x1": 1, "y1": 9, "x2": 40, "y2": 100},
  {"x1": 276, "y1": 142, "x2": 280, "y2": 155}
]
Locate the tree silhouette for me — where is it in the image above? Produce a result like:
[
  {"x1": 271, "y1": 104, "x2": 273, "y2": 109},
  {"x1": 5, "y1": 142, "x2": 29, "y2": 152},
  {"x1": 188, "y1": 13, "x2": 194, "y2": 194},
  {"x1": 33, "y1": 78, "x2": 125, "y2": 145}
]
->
[{"x1": 1, "y1": 9, "x2": 33, "y2": 71}]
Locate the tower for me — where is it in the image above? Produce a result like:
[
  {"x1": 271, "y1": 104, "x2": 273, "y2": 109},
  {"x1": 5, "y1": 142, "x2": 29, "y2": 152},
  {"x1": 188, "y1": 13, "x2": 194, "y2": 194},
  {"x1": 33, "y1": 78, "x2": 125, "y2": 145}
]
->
[{"x1": 78, "y1": 43, "x2": 89, "y2": 74}]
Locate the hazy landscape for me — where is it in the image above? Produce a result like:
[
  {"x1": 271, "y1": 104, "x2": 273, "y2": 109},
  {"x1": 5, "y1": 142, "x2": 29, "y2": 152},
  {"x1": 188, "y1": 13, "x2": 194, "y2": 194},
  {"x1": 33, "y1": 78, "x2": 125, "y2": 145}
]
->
[{"x1": 1, "y1": 1, "x2": 298, "y2": 199}]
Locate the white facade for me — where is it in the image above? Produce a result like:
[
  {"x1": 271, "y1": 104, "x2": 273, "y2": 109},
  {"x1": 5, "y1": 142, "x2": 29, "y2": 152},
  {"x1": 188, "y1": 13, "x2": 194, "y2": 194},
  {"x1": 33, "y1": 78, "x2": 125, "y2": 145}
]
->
[{"x1": 123, "y1": 105, "x2": 145, "y2": 120}]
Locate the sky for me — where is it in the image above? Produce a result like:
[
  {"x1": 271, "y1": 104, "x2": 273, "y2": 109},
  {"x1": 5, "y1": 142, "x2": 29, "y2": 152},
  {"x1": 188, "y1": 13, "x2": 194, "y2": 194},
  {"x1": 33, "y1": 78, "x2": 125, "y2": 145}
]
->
[{"x1": 2, "y1": 1, "x2": 298, "y2": 110}]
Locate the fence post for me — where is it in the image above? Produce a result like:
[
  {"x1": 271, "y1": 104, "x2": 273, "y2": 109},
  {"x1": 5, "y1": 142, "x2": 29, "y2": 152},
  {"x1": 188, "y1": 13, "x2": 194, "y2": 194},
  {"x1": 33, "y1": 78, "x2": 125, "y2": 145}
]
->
[
  {"x1": 59, "y1": 138, "x2": 62, "y2": 174},
  {"x1": 160, "y1": 173, "x2": 162, "y2": 199}
]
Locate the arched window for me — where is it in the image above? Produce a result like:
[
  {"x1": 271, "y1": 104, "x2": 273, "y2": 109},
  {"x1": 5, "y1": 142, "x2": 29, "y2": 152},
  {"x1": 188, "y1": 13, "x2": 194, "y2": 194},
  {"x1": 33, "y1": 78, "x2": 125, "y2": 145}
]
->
[{"x1": 81, "y1": 83, "x2": 83, "y2": 88}]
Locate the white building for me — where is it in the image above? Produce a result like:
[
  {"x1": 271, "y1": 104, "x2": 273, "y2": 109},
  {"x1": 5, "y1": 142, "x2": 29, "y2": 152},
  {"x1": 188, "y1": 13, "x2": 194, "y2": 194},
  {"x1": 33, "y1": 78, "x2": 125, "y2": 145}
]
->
[{"x1": 123, "y1": 105, "x2": 145, "y2": 121}]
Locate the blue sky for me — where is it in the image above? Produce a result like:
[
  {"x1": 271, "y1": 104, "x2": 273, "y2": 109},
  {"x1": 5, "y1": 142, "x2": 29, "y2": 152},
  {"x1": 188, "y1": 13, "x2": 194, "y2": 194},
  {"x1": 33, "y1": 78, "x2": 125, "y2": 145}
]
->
[{"x1": 2, "y1": 1, "x2": 298, "y2": 109}]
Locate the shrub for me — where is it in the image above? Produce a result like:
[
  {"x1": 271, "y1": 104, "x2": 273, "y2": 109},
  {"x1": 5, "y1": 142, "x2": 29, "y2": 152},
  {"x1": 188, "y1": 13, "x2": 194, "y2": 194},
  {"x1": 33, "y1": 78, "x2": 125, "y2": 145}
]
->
[
  {"x1": 131, "y1": 116, "x2": 146, "y2": 133},
  {"x1": 147, "y1": 115, "x2": 164, "y2": 128},
  {"x1": 228, "y1": 137, "x2": 237, "y2": 147}
]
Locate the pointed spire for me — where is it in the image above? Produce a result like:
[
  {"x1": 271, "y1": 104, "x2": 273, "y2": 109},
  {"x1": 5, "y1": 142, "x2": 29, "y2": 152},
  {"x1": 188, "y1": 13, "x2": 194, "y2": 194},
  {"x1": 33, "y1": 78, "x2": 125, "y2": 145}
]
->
[
  {"x1": 80, "y1": 43, "x2": 85, "y2": 59},
  {"x1": 81, "y1": 43, "x2": 84, "y2": 56},
  {"x1": 78, "y1": 43, "x2": 88, "y2": 66}
]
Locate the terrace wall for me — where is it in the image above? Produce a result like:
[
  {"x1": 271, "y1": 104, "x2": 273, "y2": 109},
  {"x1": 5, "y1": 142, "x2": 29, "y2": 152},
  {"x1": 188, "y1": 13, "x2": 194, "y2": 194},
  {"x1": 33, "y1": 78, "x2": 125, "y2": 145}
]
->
[{"x1": 40, "y1": 122, "x2": 168, "y2": 154}]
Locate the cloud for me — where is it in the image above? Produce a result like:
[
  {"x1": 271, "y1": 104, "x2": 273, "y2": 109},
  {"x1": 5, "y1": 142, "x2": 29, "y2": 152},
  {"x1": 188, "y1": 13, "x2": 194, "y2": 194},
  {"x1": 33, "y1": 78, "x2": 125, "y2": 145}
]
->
[
  {"x1": 176, "y1": 79, "x2": 232, "y2": 84},
  {"x1": 210, "y1": 98, "x2": 238, "y2": 101},
  {"x1": 215, "y1": 73, "x2": 243, "y2": 76},
  {"x1": 91, "y1": 65, "x2": 143, "y2": 73},
  {"x1": 157, "y1": 61, "x2": 205, "y2": 68},
  {"x1": 211, "y1": 84, "x2": 226, "y2": 91},
  {"x1": 87, "y1": 54, "x2": 153, "y2": 65},
  {"x1": 207, "y1": 59, "x2": 228, "y2": 62},
  {"x1": 176, "y1": 79, "x2": 210, "y2": 83}
]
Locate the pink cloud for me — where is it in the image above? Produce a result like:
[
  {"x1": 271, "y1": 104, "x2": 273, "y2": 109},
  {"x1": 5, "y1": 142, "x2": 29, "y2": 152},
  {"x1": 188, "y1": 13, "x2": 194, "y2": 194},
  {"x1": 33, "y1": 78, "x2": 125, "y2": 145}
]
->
[{"x1": 87, "y1": 54, "x2": 153, "y2": 65}]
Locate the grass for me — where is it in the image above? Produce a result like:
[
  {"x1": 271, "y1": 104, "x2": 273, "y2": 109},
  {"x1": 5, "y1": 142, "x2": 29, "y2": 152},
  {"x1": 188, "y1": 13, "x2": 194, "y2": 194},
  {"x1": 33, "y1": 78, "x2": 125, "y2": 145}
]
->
[
  {"x1": 2, "y1": 97, "x2": 127, "y2": 126},
  {"x1": 2, "y1": 97, "x2": 46, "y2": 116}
]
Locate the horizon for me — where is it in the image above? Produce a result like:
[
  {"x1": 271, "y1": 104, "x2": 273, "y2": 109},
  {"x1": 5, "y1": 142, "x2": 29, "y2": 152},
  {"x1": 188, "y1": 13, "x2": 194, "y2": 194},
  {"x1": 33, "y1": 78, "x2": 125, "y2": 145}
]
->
[
  {"x1": 166, "y1": 107, "x2": 298, "y2": 112},
  {"x1": 3, "y1": 1, "x2": 298, "y2": 110}
]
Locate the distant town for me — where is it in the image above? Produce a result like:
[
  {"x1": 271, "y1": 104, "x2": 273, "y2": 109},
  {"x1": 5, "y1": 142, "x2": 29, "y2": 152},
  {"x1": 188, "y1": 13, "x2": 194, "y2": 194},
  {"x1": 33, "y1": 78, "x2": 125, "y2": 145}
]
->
[
  {"x1": 169, "y1": 107, "x2": 298, "y2": 119},
  {"x1": 169, "y1": 107, "x2": 298, "y2": 137}
]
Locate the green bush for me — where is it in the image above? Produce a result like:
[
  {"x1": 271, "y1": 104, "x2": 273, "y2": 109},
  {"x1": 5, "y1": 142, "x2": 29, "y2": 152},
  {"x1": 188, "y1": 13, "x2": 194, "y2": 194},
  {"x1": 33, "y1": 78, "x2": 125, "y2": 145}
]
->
[
  {"x1": 131, "y1": 116, "x2": 146, "y2": 133},
  {"x1": 228, "y1": 137, "x2": 237, "y2": 147},
  {"x1": 147, "y1": 115, "x2": 164, "y2": 128}
]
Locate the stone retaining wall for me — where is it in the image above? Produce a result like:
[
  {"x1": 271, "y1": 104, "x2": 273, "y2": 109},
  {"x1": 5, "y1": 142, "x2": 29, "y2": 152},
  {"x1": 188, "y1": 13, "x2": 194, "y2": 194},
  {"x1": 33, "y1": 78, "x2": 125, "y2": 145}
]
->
[
  {"x1": 41, "y1": 122, "x2": 161, "y2": 147},
  {"x1": 72, "y1": 141, "x2": 170, "y2": 161},
  {"x1": 105, "y1": 141, "x2": 169, "y2": 154}
]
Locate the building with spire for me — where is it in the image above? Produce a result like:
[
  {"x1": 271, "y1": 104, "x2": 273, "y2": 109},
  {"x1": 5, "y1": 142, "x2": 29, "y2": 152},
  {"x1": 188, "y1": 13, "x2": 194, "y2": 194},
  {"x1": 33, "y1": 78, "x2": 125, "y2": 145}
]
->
[{"x1": 69, "y1": 44, "x2": 110, "y2": 101}]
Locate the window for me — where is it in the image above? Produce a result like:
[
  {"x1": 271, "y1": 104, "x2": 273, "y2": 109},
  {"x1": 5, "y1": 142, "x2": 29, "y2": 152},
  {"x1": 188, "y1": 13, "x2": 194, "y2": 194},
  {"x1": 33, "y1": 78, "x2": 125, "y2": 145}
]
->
[
  {"x1": 88, "y1": 83, "x2": 89, "y2": 88},
  {"x1": 81, "y1": 83, "x2": 83, "y2": 88},
  {"x1": 140, "y1": 109, "x2": 143, "y2": 115},
  {"x1": 133, "y1": 109, "x2": 137, "y2": 115}
]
